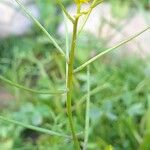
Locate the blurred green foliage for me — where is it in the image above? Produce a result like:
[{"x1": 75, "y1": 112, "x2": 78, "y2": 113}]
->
[{"x1": 0, "y1": 0, "x2": 150, "y2": 149}]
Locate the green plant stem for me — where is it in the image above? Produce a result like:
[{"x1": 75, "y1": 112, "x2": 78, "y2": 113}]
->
[
  {"x1": 74, "y1": 26, "x2": 150, "y2": 73},
  {"x1": 66, "y1": 5, "x2": 81, "y2": 150},
  {"x1": 83, "y1": 66, "x2": 90, "y2": 150},
  {"x1": 15, "y1": 0, "x2": 67, "y2": 61},
  {"x1": 56, "y1": 0, "x2": 75, "y2": 23},
  {"x1": 78, "y1": 0, "x2": 103, "y2": 35},
  {"x1": 0, "y1": 75, "x2": 66, "y2": 95},
  {"x1": 0, "y1": 115, "x2": 68, "y2": 138},
  {"x1": 73, "y1": 83, "x2": 109, "y2": 111}
]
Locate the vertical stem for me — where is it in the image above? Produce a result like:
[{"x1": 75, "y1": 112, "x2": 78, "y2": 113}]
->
[
  {"x1": 83, "y1": 66, "x2": 90, "y2": 150},
  {"x1": 66, "y1": 5, "x2": 81, "y2": 150}
]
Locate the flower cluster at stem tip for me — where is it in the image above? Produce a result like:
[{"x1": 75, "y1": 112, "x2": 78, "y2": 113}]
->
[{"x1": 75, "y1": 0, "x2": 90, "y2": 4}]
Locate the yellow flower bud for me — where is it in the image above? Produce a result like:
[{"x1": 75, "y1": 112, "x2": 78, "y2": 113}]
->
[{"x1": 75, "y1": 0, "x2": 90, "y2": 4}]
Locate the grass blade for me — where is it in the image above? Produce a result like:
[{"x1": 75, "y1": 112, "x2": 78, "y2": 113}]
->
[
  {"x1": 74, "y1": 26, "x2": 150, "y2": 73},
  {"x1": 0, "y1": 115, "x2": 69, "y2": 138},
  {"x1": 0, "y1": 75, "x2": 66, "y2": 94},
  {"x1": 83, "y1": 66, "x2": 90, "y2": 150},
  {"x1": 15, "y1": 0, "x2": 66, "y2": 60}
]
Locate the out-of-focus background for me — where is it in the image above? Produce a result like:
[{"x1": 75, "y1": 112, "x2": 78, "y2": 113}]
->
[{"x1": 0, "y1": 0, "x2": 150, "y2": 149}]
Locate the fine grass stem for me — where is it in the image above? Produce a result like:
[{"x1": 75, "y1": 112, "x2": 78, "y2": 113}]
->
[
  {"x1": 83, "y1": 66, "x2": 90, "y2": 150},
  {"x1": 0, "y1": 115, "x2": 69, "y2": 138},
  {"x1": 78, "y1": 0, "x2": 103, "y2": 34},
  {"x1": 0, "y1": 75, "x2": 66, "y2": 94},
  {"x1": 15, "y1": 0, "x2": 67, "y2": 60},
  {"x1": 74, "y1": 26, "x2": 150, "y2": 73},
  {"x1": 57, "y1": 0, "x2": 75, "y2": 23}
]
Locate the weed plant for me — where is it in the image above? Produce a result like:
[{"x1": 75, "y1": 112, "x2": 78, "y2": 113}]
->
[{"x1": 0, "y1": 0, "x2": 150, "y2": 149}]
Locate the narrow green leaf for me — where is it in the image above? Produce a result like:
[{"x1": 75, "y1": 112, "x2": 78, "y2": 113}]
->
[
  {"x1": 15, "y1": 0, "x2": 66, "y2": 60},
  {"x1": 74, "y1": 26, "x2": 150, "y2": 73},
  {"x1": 0, "y1": 75, "x2": 66, "y2": 94},
  {"x1": 0, "y1": 115, "x2": 69, "y2": 138}
]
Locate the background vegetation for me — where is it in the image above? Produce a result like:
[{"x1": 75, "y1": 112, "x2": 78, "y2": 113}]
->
[{"x1": 0, "y1": 0, "x2": 150, "y2": 149}]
